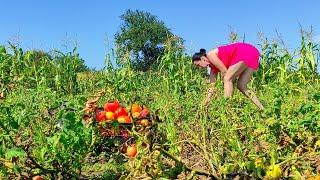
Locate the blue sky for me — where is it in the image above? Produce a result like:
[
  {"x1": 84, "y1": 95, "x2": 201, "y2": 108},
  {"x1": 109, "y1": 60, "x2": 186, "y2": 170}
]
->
[{"x1": 1, "y1": 1, "x2": 319, "y2": 70}]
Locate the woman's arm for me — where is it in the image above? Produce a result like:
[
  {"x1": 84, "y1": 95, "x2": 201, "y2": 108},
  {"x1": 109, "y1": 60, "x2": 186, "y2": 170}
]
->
[
  {"x1": 206, "y1": 48, "x2": 227, "y2": 77},
  {"x1": 209, "y1": 70, "x2": 217, "y2": 83}
]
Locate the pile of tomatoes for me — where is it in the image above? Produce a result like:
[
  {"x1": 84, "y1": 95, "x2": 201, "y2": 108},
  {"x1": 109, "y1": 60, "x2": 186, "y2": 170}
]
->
[
  {"x1": 95, "y1": 101, "x2": 149, "y2": 124},
  {"x1": 87, "y1": 100, "x2": 151, "y2": 158}
]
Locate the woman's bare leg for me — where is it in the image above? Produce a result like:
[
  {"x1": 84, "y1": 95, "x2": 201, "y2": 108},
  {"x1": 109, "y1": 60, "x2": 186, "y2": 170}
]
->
[
  {"x1": 237, "y1": 68, "x2": 265, "y2": 111},
  {"x1": 223, "y1": 61, "x2": 247, "y2": 97}
]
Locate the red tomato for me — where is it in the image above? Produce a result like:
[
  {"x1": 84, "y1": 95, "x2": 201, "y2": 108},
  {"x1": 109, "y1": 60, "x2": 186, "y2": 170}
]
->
[
  {"x1": 105, "y1": 111, "x2": 115, "y2": 120},
  {"x1": 117, "y1": 116, "x2": 131, "y2": 124},
  {"x1": 126, "y1": 144, "x2": 137, "y2": 157},
  {"x1": 131, "y1": 103, "x2": 142, "y2": 113},
  {"x1": 95, "y1": 111, "x2": 106, "y2": 122},
  {"x1": 32, "y1": 176, "x2": 44, "y2": 180},
  {"x1": 117, "y1": 116, "x2": 127, "y2": 123},
  {"x1": 139, "y1": 108, "x2": 149, "y2": 118},
  {"x1": 104, "y1": 101, "x2": 120, "y2": 112},
  {"x1": 114, "y1": 107, "x2": 128, "y2": 118},
  {"x1": 124, "y1": 116, "x2": 132, "y2": 123}
]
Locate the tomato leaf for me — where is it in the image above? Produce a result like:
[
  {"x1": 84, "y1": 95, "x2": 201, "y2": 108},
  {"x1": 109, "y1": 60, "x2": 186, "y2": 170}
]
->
[
  {"x1": 40, "y1": 147, "x2": 47, "y2": 162},
  {"x1": 5, "y1": 148, "x2": 26, "y2": 159}
]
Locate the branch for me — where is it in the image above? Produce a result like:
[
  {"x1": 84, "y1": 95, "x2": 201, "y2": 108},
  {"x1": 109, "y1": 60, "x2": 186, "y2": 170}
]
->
[
  {"x1": 0, "y1": 117, "x2": 57, "y2": 175},
  {"x1": 277, "y1": 152, "x2": 320, "y2": 166},
  {"x1": 155, "y1": 146, "x2": 218, "y2": 179}
]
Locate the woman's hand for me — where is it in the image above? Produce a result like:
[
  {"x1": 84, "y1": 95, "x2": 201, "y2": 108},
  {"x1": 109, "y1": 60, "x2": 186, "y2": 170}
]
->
[{"x1": 205, "y1": 71, "x2": 216, "y2": 107}]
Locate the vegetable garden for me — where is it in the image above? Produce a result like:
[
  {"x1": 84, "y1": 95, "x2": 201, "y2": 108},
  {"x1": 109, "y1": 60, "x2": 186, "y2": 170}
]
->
[{"x1": 0, "y1": 32, "x2": 320, "y2": 179}]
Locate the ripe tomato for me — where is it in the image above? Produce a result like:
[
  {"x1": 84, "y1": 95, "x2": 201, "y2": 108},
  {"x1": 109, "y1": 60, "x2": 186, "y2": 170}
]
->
[
  {"x1": 95, "y1": 111, "x2": 106, "y2": 122},
  {"x1": 132, "y1": 112, "x2": 140, "y2": 118},
  {"x1": 32, "y1": 176, "x2": 44, "y2": 180},
  {"x1": 117, "y1": 115, "x2": 131, "y2": 124},
  {"x1": 139, "y1": 108, "x2": 149, "y2": 118},
  {"x1": 125, "y1": 116, "x2": 132, "y2": 123},
  {"x1": 117, "y1": 116, "x2": 126, "y2": 123},
  {"x1": 114, "y1": 107, "x2": 128, "y2": 118},
  {"x1": 104, "y1": 101, "x2": 120, "y2": 112},
  {"x1": 126, "y1": 144, "x2": 137, "y2": 157},
  {"x1": 131, "y1": 103, "x2": 142, "y2": 113},
  {"x1": 105, "y1": 111, "x2": 115, "y2": 120},
  {"x1": 140, "y1": 119, "x2": 149, "y2": 126}
]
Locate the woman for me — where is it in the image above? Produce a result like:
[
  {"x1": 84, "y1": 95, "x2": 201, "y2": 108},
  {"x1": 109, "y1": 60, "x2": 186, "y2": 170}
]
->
[{"x1": 192, "y1": 42, "x2": 264, "y2": 111}]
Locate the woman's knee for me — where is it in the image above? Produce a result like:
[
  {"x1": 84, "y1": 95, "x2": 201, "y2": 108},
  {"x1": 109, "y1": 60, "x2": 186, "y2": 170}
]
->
[{"x1": 223, "y1": 75, "x2": 233, "y2": 82}]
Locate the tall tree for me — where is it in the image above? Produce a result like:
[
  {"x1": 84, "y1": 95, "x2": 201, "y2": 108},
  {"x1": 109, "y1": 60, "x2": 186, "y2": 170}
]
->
[{"x1": 115, "y1": 9, "x2": 175, "y2": 71}]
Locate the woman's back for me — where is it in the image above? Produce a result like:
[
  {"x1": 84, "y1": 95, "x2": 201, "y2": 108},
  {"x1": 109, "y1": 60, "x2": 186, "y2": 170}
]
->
[{"x1": 210, "y1": 42, "x2": 260, "y2": 73}]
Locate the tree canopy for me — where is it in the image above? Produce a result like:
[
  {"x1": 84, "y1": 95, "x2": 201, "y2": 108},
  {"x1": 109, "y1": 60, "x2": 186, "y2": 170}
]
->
[{"x1": 115, "y1": 9, "x2": 178, "y2": 71}]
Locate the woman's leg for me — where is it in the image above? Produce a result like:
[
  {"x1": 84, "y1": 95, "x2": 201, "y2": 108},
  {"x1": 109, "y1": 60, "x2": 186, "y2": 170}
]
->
[
  {"x1": 237, "y1": 68, "x2": 265, "y2": 110},
  {"x1": 223, "y1": 61, "x2": 247, "y2": 97}
]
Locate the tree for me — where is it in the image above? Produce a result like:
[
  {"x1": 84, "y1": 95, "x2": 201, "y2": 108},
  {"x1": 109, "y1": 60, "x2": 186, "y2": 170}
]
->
[{"x1": 115, "y1": 9, "x2": 177, "y2": 71}]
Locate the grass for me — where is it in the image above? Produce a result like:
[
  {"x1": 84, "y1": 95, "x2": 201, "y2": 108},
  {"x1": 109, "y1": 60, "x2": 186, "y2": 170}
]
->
[{"x1": 0, "y1": 32, "x2": 319, "y2": 179}]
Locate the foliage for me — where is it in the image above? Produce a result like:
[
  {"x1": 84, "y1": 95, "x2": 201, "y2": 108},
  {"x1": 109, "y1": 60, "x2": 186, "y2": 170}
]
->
[
  {"x1": 0, "y1": 29, "x2": 320, "y2": 179},
  {"x1": 0, "y1": 44, "x2": 89, "y2": 95},
  {"x1": 114, "y1": 9, "x2": 182, "y2": 71}
]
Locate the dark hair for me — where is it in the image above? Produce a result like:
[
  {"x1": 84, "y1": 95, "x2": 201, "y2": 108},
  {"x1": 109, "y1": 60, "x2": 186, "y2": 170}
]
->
[{"x1": 192, "y1": 48, "x2": 206, "y2": 62}]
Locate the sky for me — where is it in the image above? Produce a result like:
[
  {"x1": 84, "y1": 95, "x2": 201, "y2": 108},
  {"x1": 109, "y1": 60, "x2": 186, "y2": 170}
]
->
[{"x1": 1, "y1": 0, "x2": 319, "y2": 70}]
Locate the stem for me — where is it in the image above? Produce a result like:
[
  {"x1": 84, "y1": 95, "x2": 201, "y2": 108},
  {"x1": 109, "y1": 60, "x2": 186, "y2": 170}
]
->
[
  {"x1": 157, "y1": 147, "x2": 218, "y2": 179},
  {"x1": 243, "y1": 89, "x2": 265, "y2": 111},
  {"x1": 277, "y1": 152, "x2": 320, "y2": 166},
  {"x1": 0, "y1": 113, "x2": 57, "y2": 175}
]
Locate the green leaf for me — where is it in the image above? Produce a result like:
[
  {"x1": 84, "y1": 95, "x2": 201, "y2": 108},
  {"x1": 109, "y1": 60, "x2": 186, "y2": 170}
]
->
[
  {"x1": 48, "y1": 135, "x2": 60, "y2": 148},
  {"x1": 12, "y1": 165, "x2": 21, "y2": 174},
  {"x1": 9, "y1": 121, "x2": 19, "y2": 129},
  {"x1": 40, "y1": 147, "x2": 47, "y2": 161},
  {"x1": 5, "y1": 148, "x2": 26, "y2": 159}
]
